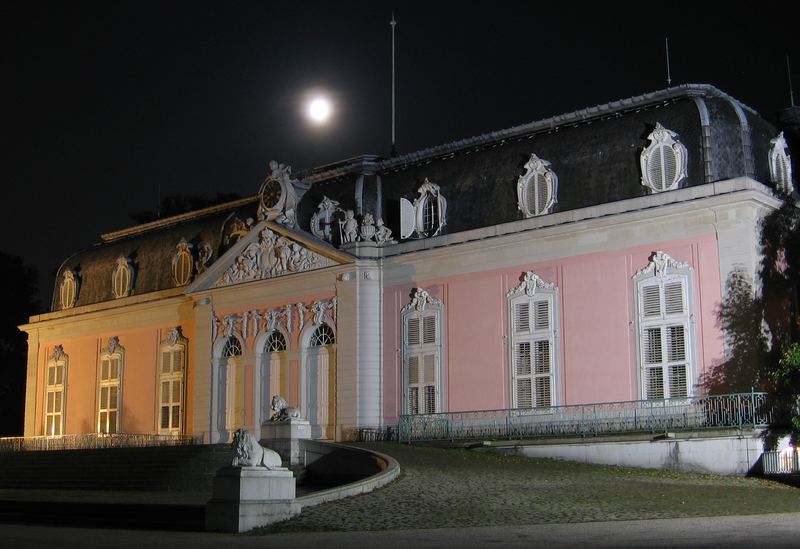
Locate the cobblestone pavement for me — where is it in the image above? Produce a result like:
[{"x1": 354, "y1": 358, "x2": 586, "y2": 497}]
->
[{"x1": 263, "y1": 443, "x2": 800, "y2": 533}]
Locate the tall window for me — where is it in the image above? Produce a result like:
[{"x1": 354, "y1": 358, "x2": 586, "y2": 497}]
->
[
  {"x1": 98, "y1": 337, "x2": 123, "y2": 434},
  {"x1": 402, "y1": 289, "x2": 444, "y2": 414},
  {"x1": 159, "y1": 328, "x2": 187, "y2": 434},
  {"x1": 305, "y1": 323, "x2": 336, "y2": 439},
  {"x1": 640, "y1": 123, "x2": 688, "y2": 193},
  {"x1": 507, "y1": 272, "x2": 558, "y2": 408},
  {"x1": 634, "y1": 252, "x2": 694, "y2": 400},
  {"x1": 517, "y1": 154, "x2": 558, "y2": 218},
  {"x1": 223, "y1": 337, "x2": 244, "y2": 435},
  {"x1": 45, "y1": 346, "x2": 68, "y2": 436},
  {"x1": 261, "y1": 329, "x2": 287, "y2": 422}
]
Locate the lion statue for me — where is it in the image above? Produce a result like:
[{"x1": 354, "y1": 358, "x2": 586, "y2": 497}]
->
[
  {"x1": 230, "y1": 428, "x2": 282, "y2": 469},
  {"x1": 270, "y1": 394, "x2": 301, "y2": 421}
]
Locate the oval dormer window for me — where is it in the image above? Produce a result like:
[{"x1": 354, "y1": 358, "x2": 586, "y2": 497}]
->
[
  {"x1": 640, "y1": 123, "x2": 688, "y2": 193},
  {"x1": 60, "y1": 270, "x2": 78, "y2": 309},
  {"x1": 172, "y1": 238, "x2": 194, "y2": 286},
  {"x1": 517, "y1": 154, "x2": 558, "y2": 217},
  {"x1": 112, "y1": 256, "x2": 133, "y2": 299}
]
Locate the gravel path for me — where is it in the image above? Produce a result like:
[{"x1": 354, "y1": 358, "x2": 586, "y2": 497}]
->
[{"x1": 262, "y1": 443, "x2": 800, "y2": 533}]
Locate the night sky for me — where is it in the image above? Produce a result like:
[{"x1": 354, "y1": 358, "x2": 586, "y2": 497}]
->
[{"x1": 3, "y1": 1, "x2": 799, "y2": 310}]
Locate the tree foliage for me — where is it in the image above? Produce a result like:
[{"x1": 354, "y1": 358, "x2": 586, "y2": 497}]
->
[{"x1": 0, "y1": 252, "x2": 40, "y2": 436}]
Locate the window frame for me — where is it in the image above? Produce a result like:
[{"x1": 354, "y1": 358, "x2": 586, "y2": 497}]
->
[
  {"x1": 769, "y1": 132, "x2": 794, "y2": 194},
  {"x1": 401, "y1": 289, "x2": 446, "y2": 415},
  {"x1": 507, "y1": 272, "x2": 559, "y2": 409},
  {"x1": 517, "y1": 154, "x2": 558, "y2": 218},
  {"x1": 44, "y1": 346, "x2": 68, "y2": 436},
  {"x1": 97, "y1": 337, "x2": 124, "y2": 434},
  {"x1": 158, "y1": 328, "x2": 187, "y2": 435},
  {"x1": 112, "y1": 256, "x2": 133, "y2": 299},
  {"x1": 640, "y1": 123, "x2": 688, "y2": 193},
  {"x1": 632, "y1": 252, "x2": 696, "y2": 400}
]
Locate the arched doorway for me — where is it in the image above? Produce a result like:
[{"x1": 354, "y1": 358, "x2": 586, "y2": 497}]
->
[
  {"x1": 254, "y1": 329, "x2": 288, "y2": 429},
  {"x1": 302, "y1": 323, "x2": 336, "y2": 439},
  {"x1": 222, "y1": 336, "x2": 244, "y2": 440}
]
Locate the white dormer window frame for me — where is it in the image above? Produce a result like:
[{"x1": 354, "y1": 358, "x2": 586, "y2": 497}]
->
[
  {"x1": 633, "y1": 252, "x2": 696, "y2": 400},
  {"x1": 769, "y1": 132, "x2": 794, "y2": 194},
  {"x1": 507, "y1": 272, "x2": 559, "y2": 408},
  {"x1": 401, "y1": 288, "x2": 446, "y2": 414},
  {"x1": 517, "y1": 154, "x2": 558, "y2": 217},
  {"x1": 399, "y1": 179, "x2": 448, "y2": 239},
  {"x1": 112, "y1": 256, "x2": 133, "y2": 299},
  {"x1": 172, "y1": 238, "x2": 194, "y2": 287},
  {"x1": 640, "y1": 123, "x2": 688, "y2": 193},
  {"x1": 59, "y1": 270, "x2": 78, "y2": 309}
]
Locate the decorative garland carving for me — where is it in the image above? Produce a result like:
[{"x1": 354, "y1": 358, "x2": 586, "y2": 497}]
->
[
  {"x1": 401, "y1": 288, "x2": 443, "y2": 313},
  {"x1": 506, "y1": 271, "x2": 555, "y2": 298},
  {"x1": 635, "y1": 251, "x2": 691, "y2": 278},
  {"x1": 161, "y1": 327, "x2": 186, "y2": 347},
  {"x1": 49, "y1": 345, "x2": 66, "y2": 362},
  {"x1": 102, "y1": 336, "x2": 122, "y2": 355}
]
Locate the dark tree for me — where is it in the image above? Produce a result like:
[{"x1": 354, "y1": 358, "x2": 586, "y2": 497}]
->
[
  {"x1": 0, "y1": 252, "x2": 40, "y2": 436},
  {"x1": 130, "y1": 192, "x2": 243, "y2": 224}
]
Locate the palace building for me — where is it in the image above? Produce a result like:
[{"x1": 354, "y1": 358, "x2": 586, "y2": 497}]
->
[{"x1": 21, "y1": 84, "x2": 795, "y2": 443}]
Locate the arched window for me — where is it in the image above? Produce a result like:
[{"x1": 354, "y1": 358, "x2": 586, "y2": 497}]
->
[
  {"x1": 264, "y1": 330, "x2": 287, "y2": 352},
  {"x1": 45, "y1": 346, "x2": 68, "y2": 436},
  {"x1": 507, "y1": 272, "x2": 559, "y2": 408},
  {"x1": 59, "y1": 270, "x2": 78, "y2": 309},
  {"x1": 640, "y1": 123, "x2": 688, "y2": 193},
  {"x1": 223, "y1": 336, "x2": 244, "y2": 435},
  {"x1": 159, "y1": 328, "x2": 187, "y2": 435},
  {"x1": 633, "y1": 252, "x2": 695, "y2": 400},
  {"x1": 310, "y1": 324, "x2": 335, "y2": 346},
  {"x1": 402, "y1": 289, "x2": 445, "y2": 414},
  {"x1": 769, "y1": 132, "x2": 794, "y2": 193},
  {"x1": 517, "y1": 154, "x2": 558, "y2": 218},
  {"x1": 98, "y1": 337, "x2": 124, "y2": 434},
  {"x1": 112, "y1": 256, "x2": 133, "y2": 299}
]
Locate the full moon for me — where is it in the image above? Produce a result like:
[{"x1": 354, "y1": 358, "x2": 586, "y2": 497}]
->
[{"x1": 308, "y1": 97, "x2": 332, "y2": 123}]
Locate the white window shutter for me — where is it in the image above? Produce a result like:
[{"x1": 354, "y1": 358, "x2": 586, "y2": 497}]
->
[
  {"x1": 534, "y1": 299, "x2": 550, "y2": 331},
  {"x1": 407, "y1": 317, "x2": 420, "y2": 345},
  {"x1": 400, "y1": 198, "x2": 416, "y2": 239},
  {"x1": 514, "y1": 302, "x2": 530, "y2": 333},
  {"x1": 641, "y1": 285, "x2": 661, "y2": 318},
  {"x1": 423, "y1": 315, "x2": 436, "y2": 344},
  {"x1": 664, "y1": 281, "x2": 684, "y2": 315}
]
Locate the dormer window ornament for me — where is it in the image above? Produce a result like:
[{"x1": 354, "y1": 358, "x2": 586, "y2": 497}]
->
[
  {"x1": 768, "y1": 132, "x2": 794, "y2": 193},
  {"x1": 257, "y1": 160, "x2": 301, "y2": 228},
  {"x1": 399, "y1": 178, "x2": 448, "y2": 239},
  {"x1": 517, "y1": 154, "x2": 558, "y2": 218},
  {"x1": 310, "y1": 196, "x2": 344, "y2": 243},
  {"x1": 640, "y1": 123, "x2": 688, "y2": 193},
  {"x1": 112, "y1": 256, "x2": 133, "y2": 299},
  {"x1": 60, "y1": 269, "x2": 79, "y2": 309},
  {"x1": 195, "y1": 242, "x2": 213, "y2": 274},
  {"x1": 172, "y1": 238, "x2": 194, "y2": 286}
]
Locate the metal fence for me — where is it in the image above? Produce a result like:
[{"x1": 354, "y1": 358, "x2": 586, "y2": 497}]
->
[
  {"x1": 0, "y1": 432, "x2": 201, "y2": 453},
  {"x1": 762, "y1": 448, "x2": 800, "y2": 474},
  {"x1": 399, "y1": 392, "x2": 771, "y2": 443}
]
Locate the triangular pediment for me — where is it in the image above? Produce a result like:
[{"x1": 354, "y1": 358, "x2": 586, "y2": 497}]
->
[{"x1": 187, "y1": 220, "x2": 353, "y2": 292}]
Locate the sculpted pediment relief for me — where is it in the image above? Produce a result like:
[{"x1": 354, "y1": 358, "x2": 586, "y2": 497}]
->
[{"x1": 213, "y1": 227, "x2": 335, "y2": 288}]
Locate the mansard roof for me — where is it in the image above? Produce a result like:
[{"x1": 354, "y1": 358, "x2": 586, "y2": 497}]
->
[{"x1": 52, "y1": 83, "x2": 788, "y2": 311}]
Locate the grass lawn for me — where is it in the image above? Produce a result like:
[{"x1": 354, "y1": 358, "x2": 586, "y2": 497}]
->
[{"x1": 261, "y1": 442, "x2": 800, "y2": 533}]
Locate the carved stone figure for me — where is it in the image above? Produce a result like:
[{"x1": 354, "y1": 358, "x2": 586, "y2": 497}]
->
[
  {"x1": 374, "y1": 217, "x2": 395, "y2": 245},
  {"x1": 341, "y1": 210, "x2": 358, "y2": 244},
  {"x1": 270, "y1": 395, "x2": 301, "y2": 421},
  {"x1": 196, "y1": 242, "x2": 213, "y2": 274},
  {"x1": 230, "y1": 428, "x2": 283, "y2": 469}
]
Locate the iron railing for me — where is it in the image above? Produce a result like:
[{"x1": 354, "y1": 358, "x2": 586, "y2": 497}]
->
[
  {"x1": 762, "y1": 448, "x2": 800, "y2": 474},
  {"x1": 399, "y1": 392, "x2": 771, "y2": 443},
  {"x1": 0, "y1": 432, "x2": 201, "y2": 453}
]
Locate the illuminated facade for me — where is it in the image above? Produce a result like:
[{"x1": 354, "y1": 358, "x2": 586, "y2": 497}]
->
[{"x1": 21, "y1": 84, "x2": 794, "y2": 442}]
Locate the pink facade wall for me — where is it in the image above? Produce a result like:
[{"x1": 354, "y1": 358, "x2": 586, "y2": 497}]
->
[{"x1": 383, "y1": 234, "x2": 724, "y2": 424}]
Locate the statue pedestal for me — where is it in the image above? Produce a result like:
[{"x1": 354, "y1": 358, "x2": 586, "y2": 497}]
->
[
  {"x1": 261, "y1": 418, "x2": 311, "y2": 467},
  {"x1": 205, "y1": 466, "x2": 299, "y2": 533}
]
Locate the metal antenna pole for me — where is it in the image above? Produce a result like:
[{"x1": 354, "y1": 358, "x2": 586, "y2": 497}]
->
[
  {"x1": 391, "y1": 13, "x2": 397, "y2": 157},
  {"x1": 665, "y1": 37, "x2": 672, "y2": 86},
  {"x1": 788, "y1": 55, "x2": 795, "y2": 107}
]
